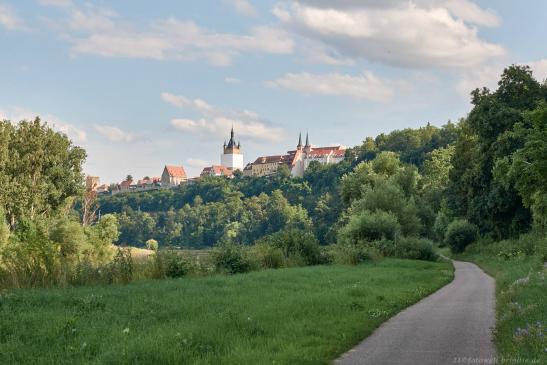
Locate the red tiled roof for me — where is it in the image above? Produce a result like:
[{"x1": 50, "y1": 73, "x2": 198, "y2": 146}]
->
[
  {"x1": 200, "y1": 165, "x2": 233, "y2": 177},
  {"x1": 165, "y1": 165, "x2": 187, "y2": 178}
]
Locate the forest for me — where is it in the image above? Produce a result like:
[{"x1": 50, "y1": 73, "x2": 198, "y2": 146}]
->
[{"x1": 99, "y1": 65, "x2": 545, "y2": 254}]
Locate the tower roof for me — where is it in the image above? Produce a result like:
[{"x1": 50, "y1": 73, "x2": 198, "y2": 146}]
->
[
  {"x1": 226, "y1": 126, "x2": 237, "y2": 149},
  {"x1": 297, "y1": 132, "x2": 302, "y2": 148},
  {"x1": 305, "y1": 132, "x2": 310, "y2": 147}
]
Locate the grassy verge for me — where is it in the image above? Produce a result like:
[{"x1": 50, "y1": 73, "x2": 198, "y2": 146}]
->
[
  {"x1": 0, "y1": 259, "x2": 452, "y2": 365},
  {"x1": 458, "y1": 236, "x2": 546, "y2": 363}
]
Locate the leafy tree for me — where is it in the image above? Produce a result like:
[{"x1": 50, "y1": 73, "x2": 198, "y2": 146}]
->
[
  {"x1": 445, "y1": 219, "x2": 479, "y2": 253},
  {"x1": 0, "y1": 118, "x2": 86, "y2": 228}
]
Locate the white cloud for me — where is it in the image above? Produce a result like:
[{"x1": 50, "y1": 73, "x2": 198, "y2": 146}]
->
[
  {"x1": 93, "y1": 125, "x2": 135, "y2": 142},
  {"x1": 443, "y1": 0, "x2": 500, "y2": 27},
  {"x1": 224, "y1": 0, "x2": 258, "y2": 17},
  {"x1": 267, "y1": 71, "x2": 394, "y2": 102},
  {"x1": 186, "y1": 158, "x2": 212, "y2": 169},
  {"x1": 224, "y1": 77, "x2": 241, "y2": 84},
  {"x1": 274, "y1": 0, "x2": 504, "y2": 69},
  {"x1": 162, "y1": 92, "x2": 286, "y2": 142},
  {"x1": 529, "y1": 59, "x2": 547, "y2": 82},
  {"x1": 39, "y1": 0, "x2": 73, "y2": 7},
  {"x1": 51, "y1": 4, "x2": 293, "y2": 66},
  {"x1": 0, "y1": 106, "x2": 87, "y2": 143},
  {"x1": 0, "y1": 3, "x2": 27, "y2": 30},
  {"x1": 161, "y1": 93, "x2": 214, "y2": 113}
]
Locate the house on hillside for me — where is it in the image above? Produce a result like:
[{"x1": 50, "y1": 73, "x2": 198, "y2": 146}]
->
[
  {"x1": 200, "y1": 165, "x2": 234, "y2": 178},
  {"x1": 246, "y1": 155, "x2": 292, "y2": 177},
  {"x1": 161, "y1": 165, "x2": 187, "y2": 187}
]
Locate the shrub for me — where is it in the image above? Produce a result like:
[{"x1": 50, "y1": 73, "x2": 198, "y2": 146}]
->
[
  {"x1": 338, "y1": 210, "x2": 400, "y2": 244},
  {"x1": 445, "y1": 219, "x2": 479, "y2": 253},
  {"x1": 394, "y1": 237, "x2": 437, "y2": 261},
  {"x1": 212, "y1": 243, "x2": 252, "y2": 274},
  {"x1": 161, "y1": 250, "x2": 190, "y2": 278},
  {"x1": 371, "y1": 238, "x2": 396, "y2": 257},
  {"x1": 110, "y1": 248, "x2": 133, "y2": 284},
  {"x1": 328, "y1": 244, "x2": 377, "y2": 265},
  {"x1": 255, "y1": 229, "x2": 321, "y2": 266},
  {"x1": 146, "y1": 239, "x2": 159, "y2": 251},
  {"x1": 249, "y1": 243, "x2": 285, "y2": 269}
]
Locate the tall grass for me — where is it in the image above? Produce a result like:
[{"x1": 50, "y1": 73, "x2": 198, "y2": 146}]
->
[{"x1": 458, "y1": 233, "x2": 546, "y2": 363}]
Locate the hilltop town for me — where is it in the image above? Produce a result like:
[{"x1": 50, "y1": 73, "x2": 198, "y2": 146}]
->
[{"x1": 87, "y1": 127, "x2": 346, "y2": 195}]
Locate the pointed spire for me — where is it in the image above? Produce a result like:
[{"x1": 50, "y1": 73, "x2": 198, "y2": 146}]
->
[
  {"x1": 305, "y1": 131, "x2": 310, "y2": 147},
  {"x1": 297, "y1": 132, "x2": 302, "y2": 148}
]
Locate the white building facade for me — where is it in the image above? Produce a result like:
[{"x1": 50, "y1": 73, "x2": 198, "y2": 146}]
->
[{"x1": 220, "y1": 127, "x2": 244, "y2": 171}]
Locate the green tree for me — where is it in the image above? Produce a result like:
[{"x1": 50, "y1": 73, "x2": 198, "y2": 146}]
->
[{"x1": 0, "y1": 118, "x2": 86, "y2": 228}]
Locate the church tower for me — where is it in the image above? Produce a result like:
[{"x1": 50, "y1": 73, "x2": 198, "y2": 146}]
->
[
  {"x1": 304, "y1": 132, "x2": 312, "y2": 154},
  {"x1": 221, "y1": 126, "x2": 244, "y2": 170}
]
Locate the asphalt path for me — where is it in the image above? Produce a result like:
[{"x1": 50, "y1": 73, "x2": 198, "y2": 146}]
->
[{"x1": 335, "y1": 260, "x2": 496, "y2": 365}]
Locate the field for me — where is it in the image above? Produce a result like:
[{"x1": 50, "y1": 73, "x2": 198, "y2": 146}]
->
[
  {"x1": 458, "y1": 238, "x2": 546, "y2": 363},
  {"x1": 0, "y1": 259, "x2": 452, "y2": 365}
]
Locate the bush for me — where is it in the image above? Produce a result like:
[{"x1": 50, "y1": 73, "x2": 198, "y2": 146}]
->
[
  {"x1": 161, "y1": 250, "x2": 190, "y2": 278},
  {"x1": 255, "y1": 229, "x2": 322, "y2": 266},
  {"x1": 338, "y1": 210, "x2": 400, "y2": 244},
  {"x1": 249, "y1": 243, "x2": 285, "y2": 269},
  {"x1": 146, "y1": 239, "x2": 159, "y2": 251},
  {"x1": 445, "y1": 219, "x2": 479, "y2": 253},
  {"x1": 328, "y1": 244, "x2": 377, "y2": 265},
  {"x1": 212, "y1": 243, "x2": 252, "y2": 274},
  {"x1": 110, "y1": 248, "x2": 133, "y2": 283},
  {"x1": 394, "y1": 237, "x2": 437, "y2": 261}
]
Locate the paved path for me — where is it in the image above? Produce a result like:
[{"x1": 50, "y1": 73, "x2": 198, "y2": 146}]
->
[{"x1": 335, "y1": 261, "x2": 496, "y2": 365}]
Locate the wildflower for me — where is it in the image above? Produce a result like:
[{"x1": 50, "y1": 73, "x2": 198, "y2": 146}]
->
[{"x1": 122, "y1": 328, "x2": 130, "y2": 334}]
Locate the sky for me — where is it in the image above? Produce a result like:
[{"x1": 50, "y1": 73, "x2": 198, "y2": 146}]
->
[{"x1": 1, "y1": 0, "x2": 546, "y2": 183}]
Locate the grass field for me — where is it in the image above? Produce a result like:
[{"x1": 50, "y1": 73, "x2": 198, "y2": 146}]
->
[
  {"x1": 458, "y1": 239, "x2": 546, "y2": 363},
  {"x1": 0, "y1": 259, "x2": 452, "y2": 365}
]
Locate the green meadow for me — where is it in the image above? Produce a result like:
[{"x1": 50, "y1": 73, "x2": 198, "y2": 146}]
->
[{"x1": 0, "y1": 259, "x2": 452, "y2": 365}]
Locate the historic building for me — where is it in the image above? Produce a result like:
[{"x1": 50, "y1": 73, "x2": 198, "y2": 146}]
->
[
  {"x1": 244, "y1": 133, "x2": 346, "y2": 178},
  {"x1": 161, "y1": 165, "x2": 187, "y2": 187},
  {"x1": 289, "y1": 133, "x2": 346, "y2": 178},
  {"x1": 244, "y1": 155, "x2": 292, "y2": 177},
  {"x1": 220, "y1": 127, "x2": 244, "y2": 171}
]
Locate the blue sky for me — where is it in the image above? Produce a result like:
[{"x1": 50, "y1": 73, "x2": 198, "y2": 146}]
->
[{"x1": 1, "y1": 0, "x2": 546, "y2": 182}]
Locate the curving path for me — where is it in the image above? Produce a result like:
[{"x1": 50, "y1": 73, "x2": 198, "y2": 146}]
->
[{"x1": 335, "y1": 260, "x2": 496, "y2": 365}]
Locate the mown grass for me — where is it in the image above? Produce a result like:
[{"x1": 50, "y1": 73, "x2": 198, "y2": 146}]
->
[
  {"x1": 458, "y1": 237, "x2": 546, "y2": 363},
  {"x1": 0, "y1": 259, "x2": 452, "y2": 365}
]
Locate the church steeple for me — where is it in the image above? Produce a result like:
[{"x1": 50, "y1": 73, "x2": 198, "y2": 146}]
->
[
  {"x1": 304, "y1": 132, "x2": 311, "y2": 153},
  {"x1": 297, "y1": 132, "x2": 302, "y2": 149}
]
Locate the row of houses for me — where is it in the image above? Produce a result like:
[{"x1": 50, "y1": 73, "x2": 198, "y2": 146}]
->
[{"x1": 86, "y1": 128, "x2": 346, "y2": 195}]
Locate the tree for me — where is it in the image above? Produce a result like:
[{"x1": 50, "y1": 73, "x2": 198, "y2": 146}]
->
[
  {"x1": 445, "y1": 219, "x2": 479, "y2": 253},
  {"x1": 0, "y1": 118, "x2": 86, "y2": 228}
]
